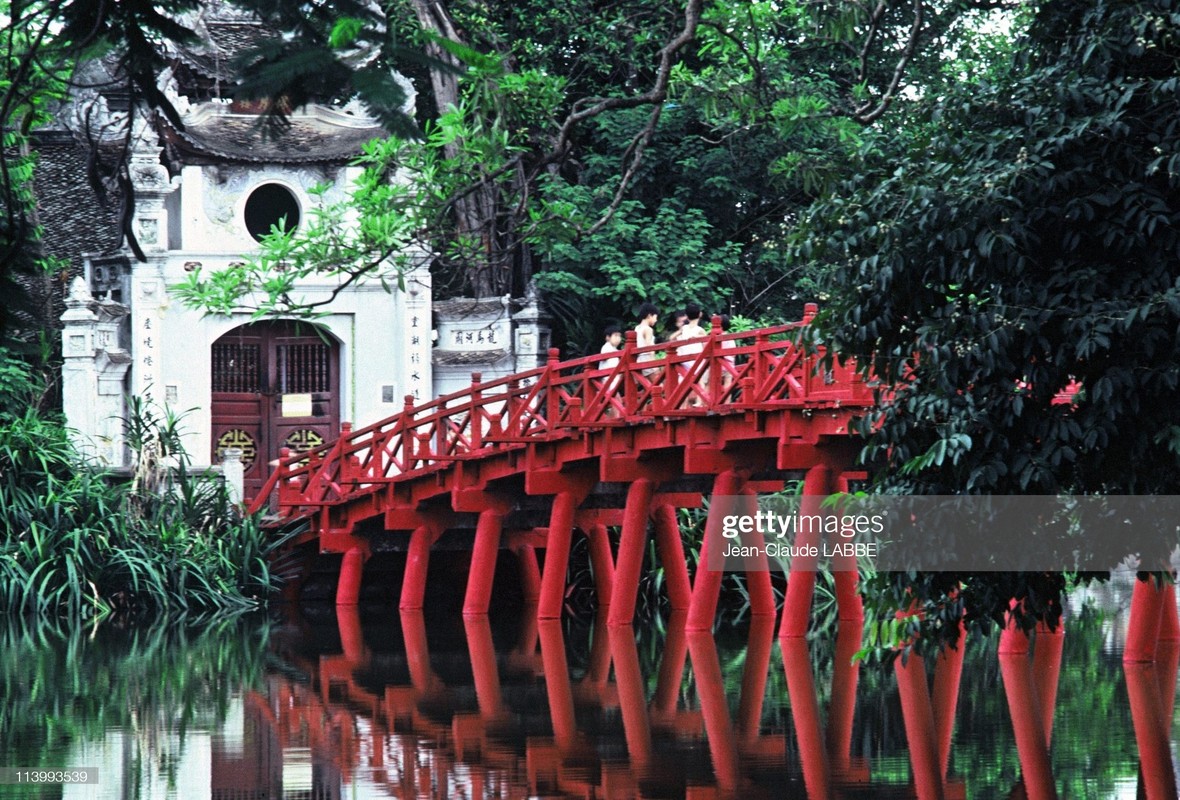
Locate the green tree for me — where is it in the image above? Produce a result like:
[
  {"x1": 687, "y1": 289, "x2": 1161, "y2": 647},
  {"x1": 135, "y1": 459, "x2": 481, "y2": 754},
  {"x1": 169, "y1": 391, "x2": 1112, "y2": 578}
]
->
[
  {"x1": 799, "y1": 0, "x2": 1180, "y2": 644},
  {"x1": 182, "y1": 0, "x2": 1010, "y2": 351},
  {"x1": 0, "y1": 0, "x2": 213, "y2": 340}
]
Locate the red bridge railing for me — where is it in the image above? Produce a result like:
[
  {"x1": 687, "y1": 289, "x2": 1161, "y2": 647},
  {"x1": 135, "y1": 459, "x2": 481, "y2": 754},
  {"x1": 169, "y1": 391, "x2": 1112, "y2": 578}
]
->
[{"x1": 248, "y1": 309, "x2": 875, "y2": 520}]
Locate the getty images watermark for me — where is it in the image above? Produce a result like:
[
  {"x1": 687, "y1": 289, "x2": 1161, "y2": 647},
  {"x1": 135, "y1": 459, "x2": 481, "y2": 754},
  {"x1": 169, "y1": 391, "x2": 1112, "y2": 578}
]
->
[{"x1": 704, "y1": 495, "x2": 1180, "y2": 572}]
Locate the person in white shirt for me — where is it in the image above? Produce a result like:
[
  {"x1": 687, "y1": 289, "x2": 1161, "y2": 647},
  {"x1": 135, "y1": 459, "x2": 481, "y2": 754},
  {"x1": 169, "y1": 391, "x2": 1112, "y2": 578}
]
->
[
  {"x1": 599, "y1": 324, "x2": 622, "y2": 369},
  {"x1": 678, "y1": 304, "x2": 708, "y2": 406},
  {"x1": 678, "y1": 303, "x2": 707, "y2": 354},
  {"x1": 666, "y1": 309, "x2": 689, "y2": 342},
  {"x1": 598, "y1": 325, "x2": 623, "y2": 415},
  {"x1": 634, "y1": 302, "x2": 659, "y2": 354}
]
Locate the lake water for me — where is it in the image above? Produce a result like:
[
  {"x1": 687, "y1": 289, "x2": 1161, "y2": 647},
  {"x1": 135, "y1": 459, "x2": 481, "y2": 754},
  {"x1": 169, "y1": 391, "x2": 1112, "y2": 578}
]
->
[{"x1": 0, "y1": 575, "x2": 1175, "y2": 799}]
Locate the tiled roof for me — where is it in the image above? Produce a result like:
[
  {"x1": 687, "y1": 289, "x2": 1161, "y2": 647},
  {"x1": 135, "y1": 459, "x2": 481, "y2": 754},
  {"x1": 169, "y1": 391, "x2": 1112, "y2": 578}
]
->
[
  {"x1": 175, "y1": 21, "x2": 272, "y2": 82},
  {"x1": 32, "y1": 133, "x2": 124, "y2": 272},
  {"x1": 161, "y1": 109, "x2": 386, "y2": 164}
]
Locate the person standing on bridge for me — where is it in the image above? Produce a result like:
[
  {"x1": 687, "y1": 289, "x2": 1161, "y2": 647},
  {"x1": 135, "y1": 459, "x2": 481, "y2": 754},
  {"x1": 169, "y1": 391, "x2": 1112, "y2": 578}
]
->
[
  {"x1": 599, "y1": 324, "x2": 623, "y2": 416},
  {"x1": 678, "y1": 304, "x2": 708, "y2": 407},
  {"x1": 635, "y1": 302, "x2": 661, "y2": 378},
  {"x1": 666, "y1": 309, "x2": 688, "y2": 342},
  {"x1": 599, "y1": 324, "x2": 622, "y2": 369}
]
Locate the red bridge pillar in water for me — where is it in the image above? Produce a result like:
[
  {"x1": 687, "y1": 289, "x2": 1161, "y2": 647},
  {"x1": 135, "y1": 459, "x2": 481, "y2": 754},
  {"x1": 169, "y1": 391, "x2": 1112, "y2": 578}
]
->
[
  {"x1": 464, "y1": 507, "x2": 506, "y2": 616},
  {"x1": 779, "y1": 463, "x2": 836, "y2": 639},
  {"x1": 400, "y1": 523, "x2": 443, "y2": 611},
  {"x1": 686, "y1": 469, "x2": 750, "y2": 632},
  {"x1": 607, "y1": 478, "x2": 657, "y2": 627},
  {"x1": 538, "y1": 488, "x2": 591, "y2": 620},
  {"x1": 336, "y1": 546, "x2": 369, "y2": 606}
]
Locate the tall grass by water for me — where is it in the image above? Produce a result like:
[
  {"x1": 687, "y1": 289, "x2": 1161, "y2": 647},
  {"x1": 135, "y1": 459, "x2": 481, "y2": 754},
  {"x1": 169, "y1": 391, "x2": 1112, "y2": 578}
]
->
[{"x1": 0, "y1": 350, "x2": 284, "y2": 617}]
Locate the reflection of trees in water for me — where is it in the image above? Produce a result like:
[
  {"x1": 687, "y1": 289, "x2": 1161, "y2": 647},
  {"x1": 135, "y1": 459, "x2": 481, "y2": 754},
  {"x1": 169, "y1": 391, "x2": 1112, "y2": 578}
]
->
[
  {"x1": 0, "y1": 614, "x2": 271, "y2": 789},
  {"x1": 0, "y1": 601, "x2": 1165, "y2": 799}
]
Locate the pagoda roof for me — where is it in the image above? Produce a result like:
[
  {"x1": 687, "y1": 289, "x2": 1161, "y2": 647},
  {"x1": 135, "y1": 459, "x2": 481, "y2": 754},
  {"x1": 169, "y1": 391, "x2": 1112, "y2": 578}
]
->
[{"x1": 162, "y1": 102, "x2": 386, "y2": 165}]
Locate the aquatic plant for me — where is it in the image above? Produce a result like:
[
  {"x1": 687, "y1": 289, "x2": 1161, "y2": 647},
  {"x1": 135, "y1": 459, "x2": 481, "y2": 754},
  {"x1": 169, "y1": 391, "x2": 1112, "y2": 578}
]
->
[{"x1": 0, "y1": 349, "x2": 285, "y2": 617}]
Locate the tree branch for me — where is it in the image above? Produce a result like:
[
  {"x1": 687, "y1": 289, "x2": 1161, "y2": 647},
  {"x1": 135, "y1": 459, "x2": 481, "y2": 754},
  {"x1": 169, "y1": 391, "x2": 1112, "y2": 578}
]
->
[
  {"x1": 546, "y1": 0, "x2": 703, "y2": 236},
  {"x1": 851, "y1": 0, "x2": 924, "y2": 125}
]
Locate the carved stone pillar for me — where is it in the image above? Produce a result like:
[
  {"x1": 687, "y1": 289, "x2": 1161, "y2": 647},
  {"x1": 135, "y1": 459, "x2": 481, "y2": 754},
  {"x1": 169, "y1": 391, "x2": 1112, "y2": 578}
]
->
[
  {"x1": 61, "y1": 278, "x2": 132, "y2": 465},
  {"x1": 512, "y1": 280, "x2": 552, "y2": 375}
]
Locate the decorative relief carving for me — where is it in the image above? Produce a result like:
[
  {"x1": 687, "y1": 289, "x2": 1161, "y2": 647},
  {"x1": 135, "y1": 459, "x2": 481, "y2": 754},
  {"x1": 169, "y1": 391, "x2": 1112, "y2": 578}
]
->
[
  {"x1": 284, "y1": 428, "x2": 325, "y2": 453},
  {"x1": 217, "y1": 429, "x2": 258, "y2": 470},
  {"x1": 136, "y1": 217, "x2": 159, "y2": 245}
]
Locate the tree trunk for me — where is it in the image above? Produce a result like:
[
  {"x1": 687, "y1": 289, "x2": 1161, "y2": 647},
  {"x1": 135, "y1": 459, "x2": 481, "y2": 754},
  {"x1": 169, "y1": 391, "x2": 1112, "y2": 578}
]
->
[{"x1": 407, "y1": 0, "x2": 504, "y2": 298}]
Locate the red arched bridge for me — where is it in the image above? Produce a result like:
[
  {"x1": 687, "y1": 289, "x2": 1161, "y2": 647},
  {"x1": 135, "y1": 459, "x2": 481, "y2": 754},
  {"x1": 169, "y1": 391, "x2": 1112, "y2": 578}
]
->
[{"x1": 247, "y1": 304, "x2": 1174, "y2": 659}]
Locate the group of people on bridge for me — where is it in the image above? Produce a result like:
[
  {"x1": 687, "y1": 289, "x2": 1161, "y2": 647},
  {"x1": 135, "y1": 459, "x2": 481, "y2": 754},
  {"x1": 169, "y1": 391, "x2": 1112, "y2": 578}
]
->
[
  {"x1": 599, "y1": 302, "x2": 724, "y2": 361},
  {"x1": 598, "y1": 302, "x2": 734, "y2": 408}
]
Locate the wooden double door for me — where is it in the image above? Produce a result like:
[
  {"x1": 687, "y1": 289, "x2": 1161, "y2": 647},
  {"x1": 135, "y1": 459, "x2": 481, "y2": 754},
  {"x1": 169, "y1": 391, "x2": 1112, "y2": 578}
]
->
[{"x1": 211, "y1": 321, "x2": 340, "y2": 498}]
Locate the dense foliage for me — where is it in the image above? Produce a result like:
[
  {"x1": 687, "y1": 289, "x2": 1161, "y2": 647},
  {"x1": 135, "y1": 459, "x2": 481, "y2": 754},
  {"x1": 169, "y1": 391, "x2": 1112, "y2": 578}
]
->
[
  {"x1": 179, "y1": 0, "x2": 1015, "y2": 351},
  {"x1": 799, "y1": 0, "x2": 1180, "y2": 646},
  {"x1": 0, "y1": 351, "x2": 283, "y2": 617}
]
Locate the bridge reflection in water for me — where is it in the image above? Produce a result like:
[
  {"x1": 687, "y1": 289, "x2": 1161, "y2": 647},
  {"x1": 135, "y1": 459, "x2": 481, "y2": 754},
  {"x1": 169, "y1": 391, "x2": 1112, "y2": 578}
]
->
[{"x1": 214, "y1": 602, "x2": 1177, "y2": 800}]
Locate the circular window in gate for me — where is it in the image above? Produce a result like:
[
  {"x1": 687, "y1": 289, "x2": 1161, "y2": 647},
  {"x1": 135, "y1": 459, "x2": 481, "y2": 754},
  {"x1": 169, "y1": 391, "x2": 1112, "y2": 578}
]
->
[
  {"x1": 216, "y1": 429, "x2": 258, "y2": 470},
  {"x1": 244, "y1": 183, "x2": 301, "y2": 241}
]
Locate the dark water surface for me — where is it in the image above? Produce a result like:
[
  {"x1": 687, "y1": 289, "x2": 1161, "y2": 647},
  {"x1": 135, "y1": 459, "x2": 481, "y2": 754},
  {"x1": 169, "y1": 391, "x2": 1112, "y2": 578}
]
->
[{"x1": 0, "y1": 580, "x2": 1175, "y2": 799}]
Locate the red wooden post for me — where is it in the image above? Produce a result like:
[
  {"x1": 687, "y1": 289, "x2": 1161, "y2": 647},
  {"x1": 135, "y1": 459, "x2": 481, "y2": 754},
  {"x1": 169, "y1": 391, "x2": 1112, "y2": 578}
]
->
[
  {"x1": 400, "y1": 524, "x2": 439, "y2": 610},
  {"x1": 1126, "y1": 575, "x2": 1167, "y2": 663},
  {"x1": 607, "y1": 478, "x2": 656, "y2": 626},
  {"x1": 544, "y1": 347, "x2": 561, "y2": 424},
  {"x1": 709, "y1": 315, "x2": 723, "y2": 407},
  {"x1": 651, "y1": 504, "x2": 692, "y2": 611},
  {"x1": 399, "y1": 395, "x2": 415, "y2": 470},
  {"x1": 277, "y1": 446, "x2": 295, "y2": 509},
  {"x1": 664, "y1": 343, "x2": 680, "y2": 410},
  {"x1": 802, "y1": 303, "x2": 819, "y2": 399},
  {"x1": 832, "y1": 475, "x2": 865, "y2": 624},
  {"x1": 469, "y1": 372, "x2": 483, "y2": 449},
  {"x1": 336, "y1": 546, "x2": 368, "y2": 606},
  {"x1": 753, "y1": 331, "x2": 769, "y2": 399},
  {"x1": 779, "y1": 463, "x2": 834, "y2": 639},
  {"x1": 622, "y1": 330, "x2": 638, "y2": 417},
  {"x1": 687, "y1": 469, "x2": 748, "y2": 631},
  {"x1": 338, "y1": 421, "x2": 357, "y2": 486},
  {"x1": 539, "y1": 491, "x2": 581, "y2": 619},
  {"x1": 502, "y1": 378, "x2": 520, "y2": 438},
  {"x1": 740, "y1": 488, "x2": 777, "y2": 617},
  {"x1": 515, "y1": 544, "x2": 542, "y2": 603},
  {"x1": 463, "y1": 508, "x2": 504, "y2": 616}
]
